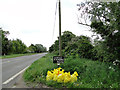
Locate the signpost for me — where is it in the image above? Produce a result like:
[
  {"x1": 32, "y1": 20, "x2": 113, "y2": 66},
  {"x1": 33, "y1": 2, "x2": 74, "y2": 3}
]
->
[
  {"x1": 53, "y1": 56, "x2": 64, "y2": 63},
  {"x1": 53, "y1": 56, "x2": 64, "y2": 67}
]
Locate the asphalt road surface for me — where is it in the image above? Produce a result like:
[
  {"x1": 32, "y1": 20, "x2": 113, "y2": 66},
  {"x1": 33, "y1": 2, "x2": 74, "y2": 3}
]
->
[{"x1": 2, "y1": 53, "x2": 47, "y2": 88}]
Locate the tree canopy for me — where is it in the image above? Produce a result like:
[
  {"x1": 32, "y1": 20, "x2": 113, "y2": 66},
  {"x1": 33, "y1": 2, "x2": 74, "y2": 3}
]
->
[
  {"x1": 77, "y1": 1, "x2": 120, "y2": 61},
  {"x1": 49, "y1": 31, "x2": 93, "y2": 59}
]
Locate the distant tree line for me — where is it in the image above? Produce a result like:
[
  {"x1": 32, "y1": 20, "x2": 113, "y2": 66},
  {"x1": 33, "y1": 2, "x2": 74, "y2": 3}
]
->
[
  {"x1": 28, "y1": 44, "x2": 47, "y2": 53},
  {"x1": 0, "y1": 28, "x2": 47, "y2": 55}
]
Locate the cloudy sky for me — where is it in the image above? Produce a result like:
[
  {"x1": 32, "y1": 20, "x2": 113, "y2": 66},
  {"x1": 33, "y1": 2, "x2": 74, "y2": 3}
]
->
[{"x1": 0, "y1": 0, "x2": 93, "y2": 50}]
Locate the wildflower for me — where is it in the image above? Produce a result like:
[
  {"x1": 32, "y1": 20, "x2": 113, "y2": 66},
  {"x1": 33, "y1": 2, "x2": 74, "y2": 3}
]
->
[
  {"x1": 57, "y1": 67, "x2": 62, "y2": 71},
  {"x1": 57, "y1": 74, "x2": 64, "y2": 83},
  {"x1": 46, "y1": 75, "x2": 53, "y2": 81},
  {"x1": 53, "y1": 69, "x2": 59, "y2": 76},
  {"x1": 46, "y1": 71, "x2": 53, "y2": 81},
  {"x1": 59, "y1": 69, "x2": 64, "y2": 74},
  {"x1": 53, "y1": 74, "x2": 58, "y2": 81},
  {"x1": 47, "y1": 71, "x2": 52, "y2": 76},
  {"x1": 63, "y1": 72, "x2": 71, "y2": 83},
  {"x1": 73, "y1": 71, "x2": 78, "y2": 76},
  {"x1": 46, "y1": 68, "x2": 79, "y2": 83},
  {"x1": 71, "y1": 74, "x2": 77, "y2": 83}
]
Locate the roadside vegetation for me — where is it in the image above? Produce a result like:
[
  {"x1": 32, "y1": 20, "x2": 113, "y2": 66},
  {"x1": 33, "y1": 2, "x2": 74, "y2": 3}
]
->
[
  {"x1": 23, "y1": 53, "x2": 120, "y2": 88},
  {"x1": 0, "y1": 53, "x2": 37, "y2": 59}
]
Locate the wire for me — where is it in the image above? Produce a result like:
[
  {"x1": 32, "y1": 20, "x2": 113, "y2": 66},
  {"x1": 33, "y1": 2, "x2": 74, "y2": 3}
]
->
[{"x1": 52, "y1": 0, "x2": 58, "y2": 40}]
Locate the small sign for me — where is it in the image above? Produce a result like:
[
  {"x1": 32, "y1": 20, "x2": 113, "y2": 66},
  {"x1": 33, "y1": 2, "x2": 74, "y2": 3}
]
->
[{"x1": 53, "y1": 56, "x2": 64, "y2": 63}]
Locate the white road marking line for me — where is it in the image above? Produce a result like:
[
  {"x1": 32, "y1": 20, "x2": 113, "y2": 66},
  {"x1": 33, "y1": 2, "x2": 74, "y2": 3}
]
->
[
  {"x1": 3, "y1": 65, "x2": 30, "y2": 85},
  {"x1": 7, "y1": 61, "x2": 10, "y2": 63},
  {"x1": 12, "y1": 86, "x2": 16, "y2": 88},
  {"x1": 2, "y1": 61, "x2": 11, "y2": 64}
]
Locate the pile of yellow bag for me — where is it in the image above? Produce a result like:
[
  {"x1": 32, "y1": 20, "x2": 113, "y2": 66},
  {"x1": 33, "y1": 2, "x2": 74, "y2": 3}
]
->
[{"x1": 46, "y1": 67, "x2": 78, "y2": 83}]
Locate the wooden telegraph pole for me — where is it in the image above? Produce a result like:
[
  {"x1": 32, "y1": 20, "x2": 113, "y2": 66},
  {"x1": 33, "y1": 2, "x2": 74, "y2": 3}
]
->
[
  {"x1": 53, "y1": 0, "x2": 64, "y2": 67},
  {"x1": 59, "y1": 0, "x2": 62, "y2": 56}
]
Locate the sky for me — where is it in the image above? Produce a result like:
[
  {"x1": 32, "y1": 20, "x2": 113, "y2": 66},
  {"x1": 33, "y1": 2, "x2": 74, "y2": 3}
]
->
[{"x1": 0, "y1": 0, "x2": 93, "y2": 50}]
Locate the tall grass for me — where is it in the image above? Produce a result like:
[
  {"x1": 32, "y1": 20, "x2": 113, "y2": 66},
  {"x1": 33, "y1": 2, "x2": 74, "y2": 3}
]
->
[
  {"x1": 60, "y1": 57, "x2": 120, "y2": 88},
  {"x1": 23, "y1": 53, "x2": 57, "y2": 82},
  {"x1": 23, "y1": 53, "x2": 120, "y2": 88}
]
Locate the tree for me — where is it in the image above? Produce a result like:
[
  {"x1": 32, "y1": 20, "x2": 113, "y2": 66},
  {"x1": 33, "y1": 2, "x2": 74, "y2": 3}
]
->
[
  {"x1": 49, "y1": 30, "x2": 93, "y2": 59},
  {"x1": 0, "y1": 28, "x2": 10, "y2": 55},
  {"x1": 0, "y1": 28, "x2": 27, "y2": 55},
  {"x1": 28, "y1": 44, "x2": 47, "y2": 53},
  {"x1": 43, "y1": 47, "x2": 47, "y2": 52},
  {"x1": 35, "y1": 44, "x2": 44, "y2": 53},
  {"x1": 49, "y1": 44, "x2": 55, "y2": 53},
  {"x1": 61, "y1": 31, "x2": 76, "y2": 49},
  {"x1": 64, "y1": 35, "x2": 93, "y2": 59},
  {"x1": 49, "y1": 31, "x2": 76, "y2": 53},
  {"x1": 11, "y1": 39, "x2": 27, "y2": 54},
  {"x1": 28, "y1": 44, "x2": 36, "y2": 53},
  {"x1": 77, "y1": 1, "x2": 120, "y2": 61}
]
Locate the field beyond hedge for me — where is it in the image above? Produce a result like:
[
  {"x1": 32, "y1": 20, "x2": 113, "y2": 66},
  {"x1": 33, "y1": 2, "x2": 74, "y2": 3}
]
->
[
  {"x1": 23, "y1": 53, "x2": 120, "y2": 88},
  {"x1": 0, "y1": 53, "x2": 37, "y2": 59}
]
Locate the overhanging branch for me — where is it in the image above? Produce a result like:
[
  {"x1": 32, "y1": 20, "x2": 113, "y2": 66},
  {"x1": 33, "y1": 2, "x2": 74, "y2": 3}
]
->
[{"x1": 78, "y1": 22, "x2": 90, "y2": 26}]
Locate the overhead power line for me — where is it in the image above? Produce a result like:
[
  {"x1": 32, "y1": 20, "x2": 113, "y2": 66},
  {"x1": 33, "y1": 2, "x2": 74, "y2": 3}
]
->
[{"x1": 52, "y1": 0, "x2": 58, "y2": 40}]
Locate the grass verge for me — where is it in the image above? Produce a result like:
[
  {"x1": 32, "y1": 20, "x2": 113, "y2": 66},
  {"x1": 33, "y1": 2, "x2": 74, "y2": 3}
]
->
[
  {"x1": 23, "y1": 53, "x2": 120, "y2": 88},
  {"x1": 0, "y1": 53, "x2": 37, "y2": 59}
]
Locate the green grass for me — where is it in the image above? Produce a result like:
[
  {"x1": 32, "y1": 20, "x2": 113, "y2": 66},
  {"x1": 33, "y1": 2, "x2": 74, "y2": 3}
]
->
[
  {"x1": 0, "y1": 53, "x2": 37, "y2": 59},
  {"x1": 23, "y1": 53, "x2": 120, "y2": 88}
]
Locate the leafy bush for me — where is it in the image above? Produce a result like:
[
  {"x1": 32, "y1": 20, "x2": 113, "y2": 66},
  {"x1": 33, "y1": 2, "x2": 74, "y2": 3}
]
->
[
  {"x1": 63, "y1": 36, "x2": 93, "y2": 59},
  {"x1": 77, "y1": 42, "x2": 93, "y2": 59},
  {"x1": 91, "y1": 41, "x2": 115, "y2": 63}
]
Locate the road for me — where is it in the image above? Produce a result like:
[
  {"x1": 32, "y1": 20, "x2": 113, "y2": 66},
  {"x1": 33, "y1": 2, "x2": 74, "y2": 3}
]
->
[{"x1": 2, "y1": 53, "x2": 47, "y2": 88}]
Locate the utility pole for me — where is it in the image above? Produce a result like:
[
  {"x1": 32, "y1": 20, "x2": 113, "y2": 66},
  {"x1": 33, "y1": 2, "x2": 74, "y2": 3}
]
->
[
  {"x1": 53, "y1": 0, "x2": 64, "y2": 67},
  {"x1": 59, "y1": 0, "x2": 62, "y2": 56}
]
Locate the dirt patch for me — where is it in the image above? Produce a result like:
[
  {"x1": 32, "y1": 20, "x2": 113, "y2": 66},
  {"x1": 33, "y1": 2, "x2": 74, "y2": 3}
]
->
[{"x1": 13, "y1": 72, "x2": 52, "y2": 88}]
